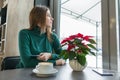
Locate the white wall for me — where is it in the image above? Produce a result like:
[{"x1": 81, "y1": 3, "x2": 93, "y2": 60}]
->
[{"x1": 4, "y1": 0, "x2": 34, "y2": 56}]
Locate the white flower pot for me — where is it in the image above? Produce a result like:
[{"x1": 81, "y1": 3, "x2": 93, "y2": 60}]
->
[{"x1": 69, "y1": 60, "x2": 87, "y2": 71}]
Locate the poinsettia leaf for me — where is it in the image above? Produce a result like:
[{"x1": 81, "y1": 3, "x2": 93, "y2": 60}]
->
[
  {"x1": 87, "y1": 44, "x2": 97, "y2": 51},
  {"x1": 82, "y1": 50, "x2": 89, "y2": 55},
  {"x1": 61, "y1": 43, "x2": 68, "y2": 47},
  {"x1": 89, "y1": 39, "x2": 96, "y2": 44},
  {"x1": 60, "y1": 50, "x2": 69, "y2": 60},
  {"x1": 89, "y1": 51, "x2": 96, "y2": 56},
  {"x1": 64, "y1": 53, "x2": 69, "y2": 60},
  {"x1": 77, "y1": 54, "x2": 86, "y2": 66},
  {"x1": 74, "y1": 39, "x2": 82, "y2": 44},
  {"x1": 59, "y1": 50, "x2": 65, "y2": 57},
  {"x1": 77, "y1": 44, "x2": 85, "y2": 49},
  {"x1": 69, "y1": 51, "x2": 76, "y2": 60}
]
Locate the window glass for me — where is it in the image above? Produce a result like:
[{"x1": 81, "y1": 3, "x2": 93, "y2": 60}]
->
[{"x1": 60, "y1": 0, "x2": 102, "y2": 68}]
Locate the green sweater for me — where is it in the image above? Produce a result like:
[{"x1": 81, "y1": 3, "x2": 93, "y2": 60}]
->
[{"x1": 17, "y1": 26, "x2": 62, "y2": 68}]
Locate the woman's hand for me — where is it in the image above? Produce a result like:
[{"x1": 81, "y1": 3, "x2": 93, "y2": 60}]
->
[
  {"x1": 37, "y1": 53, "x2": 52, "y2": 61},
  {"x1": 56, "y1": 59, "x2": 65, "y2": 66}
]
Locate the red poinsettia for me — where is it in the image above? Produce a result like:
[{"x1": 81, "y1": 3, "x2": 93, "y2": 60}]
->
[{"x1": 60, "y1": 33, "x2": 97, "y2": 66}]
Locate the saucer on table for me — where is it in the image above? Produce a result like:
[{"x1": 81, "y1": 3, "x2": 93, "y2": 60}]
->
[{"x1": 32, "y1": 68, "x2": 58, "y2": 77}]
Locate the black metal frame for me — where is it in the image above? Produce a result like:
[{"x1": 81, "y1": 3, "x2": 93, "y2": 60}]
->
[{"x1": 34, "y1": 0, "x2": 50, "y2": 7}]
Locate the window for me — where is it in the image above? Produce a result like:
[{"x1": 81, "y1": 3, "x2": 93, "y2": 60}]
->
[{"x1": 60, "y1": 0, "x2": 102, "y2": 68}]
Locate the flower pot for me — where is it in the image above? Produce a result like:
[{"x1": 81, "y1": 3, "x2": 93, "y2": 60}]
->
[{"x1": 69, "y1": 60, "x2": 87, "y2": 71}]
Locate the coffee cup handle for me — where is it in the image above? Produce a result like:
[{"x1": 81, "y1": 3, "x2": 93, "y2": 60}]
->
[{"x1": 36, "y1": 65, "x2": 39, "y2": 69}]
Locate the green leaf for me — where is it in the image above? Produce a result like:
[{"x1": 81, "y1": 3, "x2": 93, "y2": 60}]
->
[
  {"x1": 84, "y1": 48, "x2": 96, "y2": 56},
  {"x1": 60, "y1": 50, "x2": 69, "y2": 60},
  {"x1": 89, "y1": 51, "x2": 96, "y2": 56},
  {"x1": 63, "y1": 53, "x2": 69, "y2": 60},
  {"x1": 89, "y1": 39, "x2": 96, "y2": 44},
  {"x1": 82, "y1": 50, "x2": 89, "y2": 55},
  {"x1": 87, "y1": 44, "x2": 97, "y2": 51},
  {"x1": 68, "y1": 51, "x2": 76, "y2": 60},
  {"x1": 77, "y1": 54, "x2": 86, "y2": 66}
]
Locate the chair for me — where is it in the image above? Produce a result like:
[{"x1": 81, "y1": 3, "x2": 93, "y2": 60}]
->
[{"x1": 1, "y1": 56, "x2": 20, "y2": 70}]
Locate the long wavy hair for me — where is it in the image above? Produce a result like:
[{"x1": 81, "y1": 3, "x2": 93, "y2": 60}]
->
[{"x1": 29, "y1": 5, "x2": 52, "y2": 42}]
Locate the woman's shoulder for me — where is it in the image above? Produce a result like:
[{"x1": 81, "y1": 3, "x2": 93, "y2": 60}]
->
[
  {"x1": 19, "y1": 29, "x2": 30, "y2": 34},
  {"x1": 19, "y1": 29, "x2": 31, "y2": 36},
  {"x1": 52, "y1": 32, "x2": 58, "y2": 37},
  {"x1": 51, "y1": 32, "x2": 59, "y2": 39}
]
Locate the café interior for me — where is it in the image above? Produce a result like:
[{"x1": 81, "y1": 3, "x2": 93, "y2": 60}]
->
[{"x1": 0, "y1": 0, "x2": 120, "y2": 80}]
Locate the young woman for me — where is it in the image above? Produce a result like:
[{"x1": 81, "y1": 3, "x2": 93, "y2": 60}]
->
[{"x1": 17, "y1": 5, "x2": 65, "y2": 68}]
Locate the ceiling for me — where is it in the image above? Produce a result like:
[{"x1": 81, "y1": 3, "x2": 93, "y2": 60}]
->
[{"x1": 61, "y1": 0, "x2": 101, "y2": 25}]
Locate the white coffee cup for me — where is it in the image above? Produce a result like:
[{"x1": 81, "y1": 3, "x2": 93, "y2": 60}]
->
[{"x1": 35, "y1": 62, "x2": 54, "y2": 73}]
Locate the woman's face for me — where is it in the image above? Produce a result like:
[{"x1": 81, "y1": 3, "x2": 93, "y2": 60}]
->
[{"x1": 46, "y1": 10, "x2": 53, "y2": 28}]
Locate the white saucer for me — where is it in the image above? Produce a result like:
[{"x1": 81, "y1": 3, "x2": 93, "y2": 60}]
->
[{"x1": 32, "y1": 68, "x2": 58, "y2": 77}]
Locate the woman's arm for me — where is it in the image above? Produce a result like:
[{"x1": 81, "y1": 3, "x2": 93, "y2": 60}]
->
[
  {"x1": 51, "y1": 33, "x2": 62, "y2": 59},
  {"x1": 19, "y1": 29, "x2": 39, "y2": 68}
]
